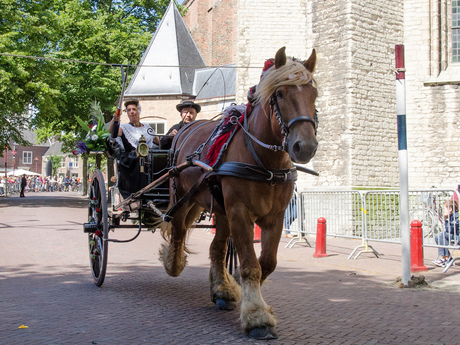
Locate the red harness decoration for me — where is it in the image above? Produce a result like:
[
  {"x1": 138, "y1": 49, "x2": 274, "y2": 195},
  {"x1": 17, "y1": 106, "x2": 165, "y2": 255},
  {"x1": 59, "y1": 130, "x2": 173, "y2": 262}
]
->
[
  {"x1": 205, "y1": 104, "x2": 249, "y2": 167},
  {"x1": 205, "y1": 59, "x2": 276, "y2": 167}
]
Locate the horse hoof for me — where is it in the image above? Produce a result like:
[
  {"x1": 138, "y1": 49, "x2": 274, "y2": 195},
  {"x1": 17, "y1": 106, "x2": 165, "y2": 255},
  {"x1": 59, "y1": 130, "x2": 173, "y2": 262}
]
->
[
  {"x1": 215, "y1": 299, "x2": 236, "y2": 310},
  {"x1": 248, "y1": 326, "x2": 278, "y2": 340}
]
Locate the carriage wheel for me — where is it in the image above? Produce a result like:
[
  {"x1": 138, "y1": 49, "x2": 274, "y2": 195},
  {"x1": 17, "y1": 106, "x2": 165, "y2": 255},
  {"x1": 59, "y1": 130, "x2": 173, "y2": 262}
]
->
[
  {"x1": 87, "y1": 170, "x2": 109, "y2": 287},
  {"x1": 225, "y1": 236, "x2": 240, "y2": 283}
]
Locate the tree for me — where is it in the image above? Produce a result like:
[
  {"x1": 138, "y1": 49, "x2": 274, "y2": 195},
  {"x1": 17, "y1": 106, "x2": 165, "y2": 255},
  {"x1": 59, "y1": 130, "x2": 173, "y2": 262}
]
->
[
  {"x1": 0, "y1": 0, "x2": 181, "y2": 154},
  {"x1": 0, "y1": 0, "x2": 62, "y2": 150},
  {"x1": 49, "y1": 154, "x2": 63, "y2": 177}
]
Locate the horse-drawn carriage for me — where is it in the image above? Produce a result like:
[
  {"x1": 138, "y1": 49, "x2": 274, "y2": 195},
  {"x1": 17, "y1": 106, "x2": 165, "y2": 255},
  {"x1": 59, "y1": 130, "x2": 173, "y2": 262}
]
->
[
  {"x1": 83, "y1": 47, "x2": 319, "y2": 340},
  {"x1": 84, "y1": 147, "x2": 171, "y2": 286}
]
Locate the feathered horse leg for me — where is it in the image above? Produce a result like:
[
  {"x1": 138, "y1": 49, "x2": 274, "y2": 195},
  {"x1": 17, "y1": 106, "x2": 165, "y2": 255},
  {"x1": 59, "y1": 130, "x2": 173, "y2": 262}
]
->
[
  {"x1": 159, "y1": 203, "x2": 202, "y2": 277},
  {"x1": 209, "y1": 213, "x2": 241, "y2": 310},
  {"x1": 228, "y1": 211, "x2": 278, "y2": 340}
]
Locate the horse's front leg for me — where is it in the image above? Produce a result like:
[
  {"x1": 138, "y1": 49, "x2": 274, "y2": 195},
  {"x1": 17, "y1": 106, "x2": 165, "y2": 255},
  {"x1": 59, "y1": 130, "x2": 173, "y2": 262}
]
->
[
  {"x1": 258, "y1": 214, "x2": 284, "y2": 284},
  {"x1": 230, "y1": 213, "x2": 278, "y2": 340},
  {"x1": 209, "y1": 213, "x2": 241, "y2": 310}
]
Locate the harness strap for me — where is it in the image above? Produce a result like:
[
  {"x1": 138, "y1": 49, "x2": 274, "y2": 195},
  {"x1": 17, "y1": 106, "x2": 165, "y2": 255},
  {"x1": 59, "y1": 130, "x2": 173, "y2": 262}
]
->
[
  {"x1": 270, "y1": 93, "x2": 318, "y2": 138},
  {"x1": 243, "y1": 107, "x2": 269, "y2": 170},
  {"x1": 210, "y1": 114, "x2": 245, "y2": 167},
  {"x1": 238, "y1": 109, "x2": 284, "y2": 153},
  {"x1": 170, "y1": 120, "x2": 216, "y2": 167},
  {"x1": 215, "y1": 162, "x2": 297, "y2": 183},
  {"x1": 163, "y1": 161, "x2": 296, "y2": 222},
  {"x1": 163, "y1": 171, "x2": 213, "y2": 222}
]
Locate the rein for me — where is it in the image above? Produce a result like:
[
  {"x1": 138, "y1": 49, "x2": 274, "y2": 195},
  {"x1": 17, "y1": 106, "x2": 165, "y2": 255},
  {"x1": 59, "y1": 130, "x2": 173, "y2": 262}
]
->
[{"x1": 231, "y1": 108, "x2": 284, "y2": 152}]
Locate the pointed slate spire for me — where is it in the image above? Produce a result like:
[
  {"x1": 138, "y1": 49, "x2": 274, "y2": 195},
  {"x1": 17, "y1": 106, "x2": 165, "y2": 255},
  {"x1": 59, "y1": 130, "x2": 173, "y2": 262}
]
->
[{"x1": 125, "y1": 1, "x2": 205, "y2": 97}]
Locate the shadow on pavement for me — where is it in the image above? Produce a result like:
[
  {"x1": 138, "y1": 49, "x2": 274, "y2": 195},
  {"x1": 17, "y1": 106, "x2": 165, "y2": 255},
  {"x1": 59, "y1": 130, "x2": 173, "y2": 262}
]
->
[
  {"x1": 0, "y1": 192, "x2": 88, "y2": 208},
  {"x1": 2, "y1": 261, "x2": 460, "y2": 344}
]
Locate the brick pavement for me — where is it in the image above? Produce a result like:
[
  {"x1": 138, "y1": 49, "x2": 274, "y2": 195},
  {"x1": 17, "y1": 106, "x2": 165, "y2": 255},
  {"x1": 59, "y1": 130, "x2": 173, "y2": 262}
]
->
[{"x1": 0, "y1": 192, "x2": 459, "y2": 345}]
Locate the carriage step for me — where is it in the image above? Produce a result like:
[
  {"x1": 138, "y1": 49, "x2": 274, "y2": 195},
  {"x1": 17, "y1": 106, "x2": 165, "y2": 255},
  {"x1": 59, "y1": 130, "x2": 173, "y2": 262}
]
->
[{"x1": 83, "y1": 222, "x2": 99, "y2": 233}]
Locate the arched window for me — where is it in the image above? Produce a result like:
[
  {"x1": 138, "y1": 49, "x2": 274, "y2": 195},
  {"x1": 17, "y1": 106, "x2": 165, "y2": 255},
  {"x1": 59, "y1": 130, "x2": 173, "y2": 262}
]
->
[{"x1": 425, "y1": 0, "x2": 460, "y2": 84}]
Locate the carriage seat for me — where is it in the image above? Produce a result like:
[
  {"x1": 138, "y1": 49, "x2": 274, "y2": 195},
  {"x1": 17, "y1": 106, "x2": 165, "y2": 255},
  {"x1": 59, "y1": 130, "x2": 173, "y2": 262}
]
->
[{"x1": 107, "y1": 135, "x2": 169, "y2": 211}]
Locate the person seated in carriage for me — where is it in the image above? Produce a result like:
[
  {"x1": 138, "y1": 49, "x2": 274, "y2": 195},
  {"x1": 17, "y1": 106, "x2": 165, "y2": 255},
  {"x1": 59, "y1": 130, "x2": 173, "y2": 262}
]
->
[
  {"x1": 159, "y1": 100, "x2": 201, "y2": 149},
  {"x1": 108, "y1": 98, "x2": 160, "y2": 199}
]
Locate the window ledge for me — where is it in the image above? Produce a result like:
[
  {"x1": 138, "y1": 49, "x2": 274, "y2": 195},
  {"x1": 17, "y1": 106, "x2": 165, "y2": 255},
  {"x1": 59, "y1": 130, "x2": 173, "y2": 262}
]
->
[{"x1": 424, "y1": 64, "x2": 460, "y2": 86}]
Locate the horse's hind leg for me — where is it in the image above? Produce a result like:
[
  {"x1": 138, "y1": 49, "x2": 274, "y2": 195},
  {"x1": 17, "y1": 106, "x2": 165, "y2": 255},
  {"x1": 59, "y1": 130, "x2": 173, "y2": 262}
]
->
[
  {"x1": 209, "y1": 213, "x2": 241, "y2": 310},
  {"x1": 159, "y1": 203, "x2": 202, "y2": 277}
]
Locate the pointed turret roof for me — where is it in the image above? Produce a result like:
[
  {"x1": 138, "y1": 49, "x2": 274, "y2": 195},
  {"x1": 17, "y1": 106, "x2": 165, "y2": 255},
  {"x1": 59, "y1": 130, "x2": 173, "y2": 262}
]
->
[{"x1": 124, "y1": 1, "x2": 205, "y2": 97}]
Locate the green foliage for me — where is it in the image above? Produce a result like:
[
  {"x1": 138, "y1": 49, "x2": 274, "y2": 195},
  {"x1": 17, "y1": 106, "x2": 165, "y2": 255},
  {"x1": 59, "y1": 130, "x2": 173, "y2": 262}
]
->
[
  {"x1": 75, "y1": 100, "x2": 110, "y2": 153},
  {"x1": 87, "y1": 155, "x2": 107, "y2": 174},
  {"x1": 49, "y1": 154, "x2": 63, "y2": 176},
  {"x1": 0, "y1": 0, "x2": 181, "y2": 152}
]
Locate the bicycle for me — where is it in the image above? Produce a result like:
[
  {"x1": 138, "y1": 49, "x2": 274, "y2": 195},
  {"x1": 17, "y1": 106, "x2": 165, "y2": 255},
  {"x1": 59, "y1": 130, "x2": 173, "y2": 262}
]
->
[{"x1": 410, "y1": 189, "x2": 445, "y2": 239}]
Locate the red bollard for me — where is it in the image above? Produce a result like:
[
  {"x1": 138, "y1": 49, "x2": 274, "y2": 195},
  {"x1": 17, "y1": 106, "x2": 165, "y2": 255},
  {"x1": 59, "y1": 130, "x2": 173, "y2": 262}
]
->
[
  {"x1": 313, "y1": 217, "x2": 328, "y2": 258},
  {"x1": 410, "y1": 220, "x2": 427, "y2": 272},
  {"x1": 254, "y1": 224, "x2": 261, "y2": 243},
  {"x1": 211, "y1": 214, "x2": 216, "y2": 234}
]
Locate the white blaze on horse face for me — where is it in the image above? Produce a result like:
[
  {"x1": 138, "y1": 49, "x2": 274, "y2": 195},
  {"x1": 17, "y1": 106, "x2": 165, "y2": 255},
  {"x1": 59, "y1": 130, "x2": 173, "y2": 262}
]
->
[{"x1": 283, "y1": 86, "x2": 318, "y2": 164}]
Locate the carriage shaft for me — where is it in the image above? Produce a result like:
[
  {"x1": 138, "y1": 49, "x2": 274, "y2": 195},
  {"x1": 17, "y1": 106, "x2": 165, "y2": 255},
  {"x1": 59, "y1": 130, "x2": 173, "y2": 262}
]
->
[{"x1": 113, "y1": 160, "x2": 212, "y2": 210}]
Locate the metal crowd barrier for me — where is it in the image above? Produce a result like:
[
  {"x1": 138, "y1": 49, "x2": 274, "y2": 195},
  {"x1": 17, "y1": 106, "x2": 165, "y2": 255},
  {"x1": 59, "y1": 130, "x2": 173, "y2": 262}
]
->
[
  {"x1": 290, "y1": 189, "x2": 460, "y2": 261},
  {"x1": 284, "y1": 191, "x2": 312, "y2": 248}
]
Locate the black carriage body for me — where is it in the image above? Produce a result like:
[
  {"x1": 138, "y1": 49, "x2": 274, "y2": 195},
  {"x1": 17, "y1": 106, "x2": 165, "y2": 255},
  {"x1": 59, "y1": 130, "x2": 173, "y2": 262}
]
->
[
  {"x1": 110, "y1": 148, "x2": 171, "y2": 215},
  {"x1": 142, "y1": 149, "x2": 170, "y2": 211}
]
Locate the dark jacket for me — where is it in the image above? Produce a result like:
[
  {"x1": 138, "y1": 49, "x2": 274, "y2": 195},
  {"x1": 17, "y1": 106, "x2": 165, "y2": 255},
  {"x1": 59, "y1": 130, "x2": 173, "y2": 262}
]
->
[{"x1": 159, "y1": 121, "x2": 185, "y2": 149}]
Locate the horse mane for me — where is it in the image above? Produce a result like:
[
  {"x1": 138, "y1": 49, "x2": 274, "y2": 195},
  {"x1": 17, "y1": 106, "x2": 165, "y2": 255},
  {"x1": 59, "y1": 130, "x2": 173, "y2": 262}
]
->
[{"x1": 252, "y1": 58, "x2": 316, "y2": 105}]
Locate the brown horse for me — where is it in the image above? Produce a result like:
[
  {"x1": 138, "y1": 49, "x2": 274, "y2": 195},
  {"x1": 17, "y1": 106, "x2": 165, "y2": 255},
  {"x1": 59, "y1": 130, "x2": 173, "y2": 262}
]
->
[{"x1": 158, "y1": 47, "x2": 318, "y2": 339}]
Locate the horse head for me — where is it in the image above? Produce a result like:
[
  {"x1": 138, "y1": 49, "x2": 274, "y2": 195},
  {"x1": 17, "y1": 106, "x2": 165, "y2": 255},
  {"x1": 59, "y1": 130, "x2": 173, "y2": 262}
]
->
[{"x1": 255, "y1": 47, "x2": 318, "y2": 164}]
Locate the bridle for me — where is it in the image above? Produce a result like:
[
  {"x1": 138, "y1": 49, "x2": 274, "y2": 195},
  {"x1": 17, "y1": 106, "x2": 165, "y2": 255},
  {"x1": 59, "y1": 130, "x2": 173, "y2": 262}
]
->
[
  {"x1": 269, "y1": 92, "x2": 318, "y2": 151},
  {"x1": 232, "y1": 90, "x2": 318, "y2": 153}
]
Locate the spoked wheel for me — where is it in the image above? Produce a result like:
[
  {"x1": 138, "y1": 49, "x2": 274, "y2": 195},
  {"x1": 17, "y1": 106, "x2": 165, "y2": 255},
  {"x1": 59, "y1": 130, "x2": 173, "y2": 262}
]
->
[
  {"x1": 87, "y1": 170, "x2": 108, "y2": 287},
  {"x1": 225, "y1": 236, "x2": 240, "y2": 283}
]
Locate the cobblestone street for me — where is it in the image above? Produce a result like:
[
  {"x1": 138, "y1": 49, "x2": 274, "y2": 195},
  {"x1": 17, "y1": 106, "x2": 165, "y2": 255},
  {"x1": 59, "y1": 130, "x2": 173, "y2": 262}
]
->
[{"x1": 1, "y1": 192, "x2": 459, "y2": 344}]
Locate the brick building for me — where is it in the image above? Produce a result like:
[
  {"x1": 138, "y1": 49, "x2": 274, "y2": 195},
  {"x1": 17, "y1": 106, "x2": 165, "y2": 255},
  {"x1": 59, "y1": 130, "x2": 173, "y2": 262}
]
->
[
  {"x1": 181, "y1": 0, "x2": 460, "y2": 190},
  {"x1": 3, "y1": 130, "x2": 49, "y2": 176},
  {"x1": 123, "y1": 1, "x2": 236, "y2": 138}
]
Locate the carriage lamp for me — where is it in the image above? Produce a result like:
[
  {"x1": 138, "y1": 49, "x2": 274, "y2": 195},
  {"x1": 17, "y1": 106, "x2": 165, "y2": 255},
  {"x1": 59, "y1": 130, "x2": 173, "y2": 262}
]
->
[
  {"x1": 137, "y1": 135, "x2": 149, "y2": 158},
  {"x1": 137, "y1": 135, "x2": 149, "y2": 174}
]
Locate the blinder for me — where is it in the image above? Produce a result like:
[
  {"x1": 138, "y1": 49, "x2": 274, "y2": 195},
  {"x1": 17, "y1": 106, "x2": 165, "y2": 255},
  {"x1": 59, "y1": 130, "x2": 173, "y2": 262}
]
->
[{"x1": 269, "y1": 93, "x2": 318, "y2": 149}]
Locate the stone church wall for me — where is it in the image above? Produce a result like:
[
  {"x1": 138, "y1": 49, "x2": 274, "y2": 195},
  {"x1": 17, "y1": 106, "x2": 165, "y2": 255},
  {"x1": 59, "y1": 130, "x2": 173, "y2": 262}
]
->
[
  {"x1": 236, "y1": 0, "x2": 403, "y2": 188},
  {"x1": 182, "y1": 0, "x2": 460, "y2": 190},
  {"x1": 404, "y1": 0, "x2": 460, "y2": 189}
]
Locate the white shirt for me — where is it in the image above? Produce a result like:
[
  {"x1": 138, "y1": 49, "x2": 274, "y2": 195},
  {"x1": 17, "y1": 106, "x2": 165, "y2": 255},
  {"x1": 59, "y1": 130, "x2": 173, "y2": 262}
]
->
[{"x1": 116, "y1": 123, "x2": 157, "y2": 150}]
